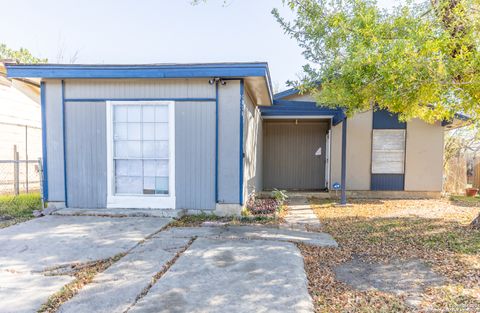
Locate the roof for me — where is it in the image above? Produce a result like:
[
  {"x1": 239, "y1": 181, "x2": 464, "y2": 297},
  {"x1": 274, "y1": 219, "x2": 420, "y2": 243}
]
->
[
  {"x1": 273, "y1": 87, "x2": 300, "y2": 100},
  {"x1": 6, "y1": 62, "x2": 274, "y2": 105},
  {"x1": 259, "y1": 100, "x2": 345, "y2": 125}
]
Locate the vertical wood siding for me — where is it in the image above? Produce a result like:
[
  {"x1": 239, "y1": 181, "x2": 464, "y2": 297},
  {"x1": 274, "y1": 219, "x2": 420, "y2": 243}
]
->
[
  {"x1": 65, "y1": 102, "x2": 107, "y2": 208},
  {"x1": 44, "y1": 80, "x2": 65, "y2": 201},
  {"x1": 175, "y1": 102, "x2": 216, "y2": 210},
  {"x1": 263, "y1": 120, "x2": 328, "y2": 190},
  {"x1": 217, "y1": 81, "x2": 241, "y2": 204},
  {"x1": 64, "y1": 79, "x2": 215, "y2": 99}
]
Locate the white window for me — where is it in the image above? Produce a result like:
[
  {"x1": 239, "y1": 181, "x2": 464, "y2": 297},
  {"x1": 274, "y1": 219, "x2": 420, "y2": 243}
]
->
[
  {"x1": 371, "y1": 129, "x2": 405, "y2": 174},
  {"x1": 106, "y1": 101, "x2": 175, "y2": 209}
]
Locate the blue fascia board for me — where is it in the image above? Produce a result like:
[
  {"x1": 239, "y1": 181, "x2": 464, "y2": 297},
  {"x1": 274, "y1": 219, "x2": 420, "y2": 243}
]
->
[
  {"x1": 273, "y1": 87, "x2": 300, "y2": 100},
  {"x1": 6, "y1": 63, "x2": 269, "y2": 79}
]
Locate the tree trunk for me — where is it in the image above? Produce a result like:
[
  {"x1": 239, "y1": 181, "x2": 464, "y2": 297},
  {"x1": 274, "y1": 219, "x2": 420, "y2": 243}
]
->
[{"x1": 471, "y1": 213, "x2": 480, "y2": 228}]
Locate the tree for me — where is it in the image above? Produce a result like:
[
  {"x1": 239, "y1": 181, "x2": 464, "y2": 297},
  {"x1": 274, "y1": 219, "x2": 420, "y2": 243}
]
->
[
  {"x1": 272, "y1": 0, "x2": 480, "y2": 123},
  {"x1": 273, "y1": 0, "x2": 480, "y2": 226},
  {"x1": 0, "y1": 44, "x2": 47, "y2": 63}
]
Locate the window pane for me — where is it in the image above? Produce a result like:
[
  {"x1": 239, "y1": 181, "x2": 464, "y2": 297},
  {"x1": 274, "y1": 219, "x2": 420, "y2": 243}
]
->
[
  {"x1": 127, "y1": 141, "x2": 142, "y2": 158},
  {"x1": 155, "y1": 177, "x2": 169, "y2": 194},
  {"x1": 143, "y1": 123, "x2": 155, "y2": 140},
  {"x1": 143, "y1": 106, "x2": 155, "y2": 123},
  {"x1": 155, "y1": 106, "x2": 168, "y2": 122},
  {"x1": 115, "y1": 160, "x2": 142, "y2": 176},
  {"x1": 115, "y1": 141, "x2": 129, "y2": 158},
  {"x1": 156, "y1": 160, "x2": 169, "y2": 176},
  {"x1": 155, "y1": 141, "x2": 169, "y2": 158},
  {"x1": 155, "y1": 123, "x2": 169, "y2": 140},
  {"x1": 128, "y1": 106, "x2": 141, "y2": 122},
  {"x1": 114, "y1": 123, "x2": 128, "y2": 140},
  {"x1": 113, "y1": 103, "x2": 170, "y2": 196},
  {"x1": 143, "y1": 141, "x2": 155, "y2": 158},
  {"x1": 127, "y1": 123, "x2": 142, "y2": 140},
  {"x1": 116, "y1": 176, "x2": 142, "y2": 194},
  {"x1": 143, "y1": 177, "x2": 155, "y2": 194},
  {"x1": 114, "y1": 106, "x2": 128, "y2": 122},
  {"x1": 143, "y1": 160, "x2": 156, "y2": 177}
]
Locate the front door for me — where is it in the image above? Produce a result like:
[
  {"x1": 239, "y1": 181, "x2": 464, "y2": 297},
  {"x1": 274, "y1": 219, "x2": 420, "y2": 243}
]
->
[{"x1": 263, "y1": 119, "x2": 329, "y2": 190}]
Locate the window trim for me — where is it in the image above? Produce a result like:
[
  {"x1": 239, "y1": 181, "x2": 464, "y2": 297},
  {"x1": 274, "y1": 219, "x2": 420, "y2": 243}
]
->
[{"x1": 106, "y1": 101, "x2": 176, "y2": 209}]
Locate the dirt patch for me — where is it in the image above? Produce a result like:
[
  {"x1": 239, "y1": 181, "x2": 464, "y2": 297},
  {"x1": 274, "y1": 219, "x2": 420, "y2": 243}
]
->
[{"x1": 335, "y1": 258, "x2": 445, "y2": 307}]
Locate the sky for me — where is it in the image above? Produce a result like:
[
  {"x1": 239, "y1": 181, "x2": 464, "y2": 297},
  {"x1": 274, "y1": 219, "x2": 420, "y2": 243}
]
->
[{"x1": 0, "y1": 0, "x2": 399, "y2": 91}]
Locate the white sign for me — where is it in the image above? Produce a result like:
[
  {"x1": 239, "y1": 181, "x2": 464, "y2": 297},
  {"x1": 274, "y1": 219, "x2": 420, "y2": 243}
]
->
[{"x1": 315, "y1": 147, "x2": 322, "y2": 156}]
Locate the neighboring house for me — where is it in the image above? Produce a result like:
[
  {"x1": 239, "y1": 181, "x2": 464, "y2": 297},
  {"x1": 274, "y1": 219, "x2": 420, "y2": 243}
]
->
[
  {"x1": 0, "y1": 62, "x2": 41, "y2": 193},
  {"x1": 6, "y1": 63, "x2": 465, "y2": 214}
]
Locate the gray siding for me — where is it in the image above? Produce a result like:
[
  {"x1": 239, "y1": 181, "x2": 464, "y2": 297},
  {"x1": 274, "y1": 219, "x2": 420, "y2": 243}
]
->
[
  {"x1": 263, "y1": 120, "x2": 328, "y2": 190},
  {"x1": 46, "y1": 79, "x2": 235, "y2": 208},
  {"x1": 65, "y1": 102, "x2": 107, "y2": 208},
  {"x1": 218, "y1": 80, "x2": 241, "y2": 204},
  {"x1": 175, "y1": 102, "x2": 216, "y2": 210},
  {"x1": 64, "y1": 79, "x2": 215, "y2": 99},
  {"x1": 44, "y1": 80, "x2": 65, "y2": 202}
]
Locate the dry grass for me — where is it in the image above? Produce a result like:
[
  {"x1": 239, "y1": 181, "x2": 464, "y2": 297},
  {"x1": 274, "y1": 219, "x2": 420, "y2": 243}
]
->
[
  {"x1": 300, "y1": 198, "x2": 480, "y2": 313},
  {"x1": 168, "y1": 212, "x2": 282, "y2": 228},
  {"x1": 37, "y1": 253, "x2": 126, "y2": 313}
]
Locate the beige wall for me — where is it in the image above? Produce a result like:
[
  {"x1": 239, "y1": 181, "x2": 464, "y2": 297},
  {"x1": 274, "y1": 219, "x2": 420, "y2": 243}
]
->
[
  {"x1": 275, "y1": 92, "x2": 445, "y2": 192},
  {"x1": 243, "y1": 87, "x2": 263, "y2": 201},
  {"x1": 331, "y1": 111, "x2": 373, "y2": 190},
  {"x1": 404, "y1": 119, "x2": 444, "y2": 191}
]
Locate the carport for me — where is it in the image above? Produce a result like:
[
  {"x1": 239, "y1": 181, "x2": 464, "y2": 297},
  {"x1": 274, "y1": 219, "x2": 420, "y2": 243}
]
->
[{"x1": 259, "y1": 100, "x2": 347, "y2": 203}]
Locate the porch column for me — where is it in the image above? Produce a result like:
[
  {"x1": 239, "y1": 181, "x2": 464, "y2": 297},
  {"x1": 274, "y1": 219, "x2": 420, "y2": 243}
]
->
[{"x1": 340, "y1": 118, "x2": 347, "y2": 205}]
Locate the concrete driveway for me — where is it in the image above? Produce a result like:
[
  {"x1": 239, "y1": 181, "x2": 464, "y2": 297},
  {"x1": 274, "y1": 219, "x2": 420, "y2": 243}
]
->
[{"x1": 0, "y1": 215, "x2": 337, "y2": 313}]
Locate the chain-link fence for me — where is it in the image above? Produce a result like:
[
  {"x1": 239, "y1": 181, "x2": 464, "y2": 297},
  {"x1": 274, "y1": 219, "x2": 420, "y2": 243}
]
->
[{"x1": 0, "y1": 160, "x2": 41, "y2": 195}]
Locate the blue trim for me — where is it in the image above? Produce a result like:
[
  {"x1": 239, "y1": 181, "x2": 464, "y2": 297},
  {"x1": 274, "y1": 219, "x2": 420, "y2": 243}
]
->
[
  {"x1": 215, "y1": 82, "x2": 219, "y2": 203},
  {"x1": 273, "y1": 87, "x2": 300, "y2": 100},
  {"x1": 260, "y1": 100, "x2": 346, "y2": 125},
  {"x1": 40, "y1": 82, "x2": 48, "y2": 201},
  {"x1": 371, "y1": 174, "x2": 405, "y2": 191},
  {"x1": 442, "y1": 112, "x2": 472, "y2": 126},
  {"x1": 61, "y1": 81, "x2": 68, "y2": 207},
  {"x1": 340, "y1": 118, "x2": 347, "y2": 205},
  {"x1": 64, "y1": 97, "x2": 216, "y2": 102},
  {"x1": 6, "y1": 63, "x2": 269, "y2": 79},
  {"x1": 373, "y1": 109, "x2": 406, "y2": 129},
  {"x1": 239, "y1": 80, "x2": 245, "y2": 205}
]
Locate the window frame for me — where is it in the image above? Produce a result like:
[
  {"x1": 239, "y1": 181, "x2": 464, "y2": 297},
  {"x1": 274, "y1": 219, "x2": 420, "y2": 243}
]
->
[{"x1": 106, "y1": 101, "x2": 176, "y2": 209}]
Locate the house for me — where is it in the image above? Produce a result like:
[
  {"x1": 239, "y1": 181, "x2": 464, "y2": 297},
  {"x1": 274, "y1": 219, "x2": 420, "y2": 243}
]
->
[
  {"x1": 0, "y1": 61, "x2": 42, "y2": 194},
  {"x1": 6, "y1": 62, "x2": 464, "y2": 215}
]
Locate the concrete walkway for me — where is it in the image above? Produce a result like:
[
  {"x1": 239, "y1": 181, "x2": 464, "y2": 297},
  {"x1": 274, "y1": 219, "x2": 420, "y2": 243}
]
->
[
  {"x1": 128, "y1": 238, "x2": 313, "y2": 313},
  {"x1": 0, "y1": 213, "x2": 337, "y2": 313},
  {"x1": 0, "y1": 215, "x2": 171, "y2": 313},
  {"x1": 282, "y1": 197, "x2": 321, "y2": 231}
]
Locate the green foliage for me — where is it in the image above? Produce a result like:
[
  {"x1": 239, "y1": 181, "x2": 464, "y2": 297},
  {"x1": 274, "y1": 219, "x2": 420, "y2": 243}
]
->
[
  {"x1": 0, "y1": 193, "x2": 42, "y2": 219},
  {"x1": 273, "y1": 0, "x2": 480, "y2": 123},
  {"x1": 272, "y1": 188, "x2": 288, "y2": 204},
  {"x1": 0, "y1": 43, "x2": 47, "y2": 63}
]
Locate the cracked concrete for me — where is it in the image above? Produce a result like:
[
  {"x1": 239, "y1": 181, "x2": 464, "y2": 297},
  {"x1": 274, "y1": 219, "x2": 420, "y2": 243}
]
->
[
  {"x1": 128, "y1": 238, "x2": 314, "y2": 313},
  {"x1": 59, "y1": 234, "x2": 192, "y2": 313},
  {"x1": 0, "y1": 215, "x2": 171, "y2": 313},
  {"x1": 0, "y1": 213, "x2": 336, "y2": 313},
  {"x1": 160, "y1": 225, "x2": 338, "y2": 247}
]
